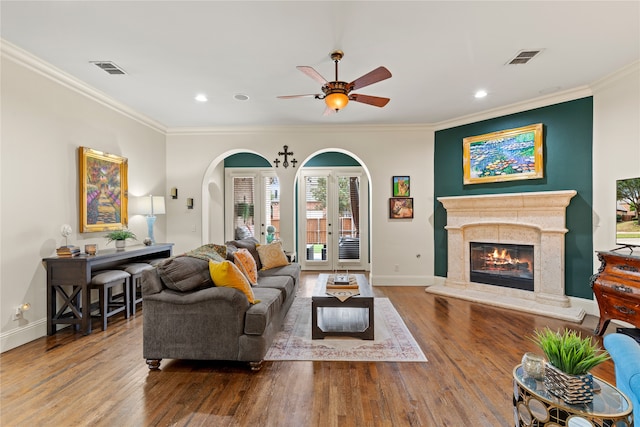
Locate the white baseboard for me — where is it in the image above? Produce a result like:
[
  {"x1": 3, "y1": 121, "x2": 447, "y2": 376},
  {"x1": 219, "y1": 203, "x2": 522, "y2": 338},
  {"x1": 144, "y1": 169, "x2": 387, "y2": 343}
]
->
[{"x1": 0, "y1": 318, "x2": 47, "y2": 353}]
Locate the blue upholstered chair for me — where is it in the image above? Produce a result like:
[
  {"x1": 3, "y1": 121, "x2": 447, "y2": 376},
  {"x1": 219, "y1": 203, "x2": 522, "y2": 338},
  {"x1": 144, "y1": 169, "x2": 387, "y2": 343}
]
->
[{"x1": 603, "y1": 333, "x2": 640, "y2": 423}]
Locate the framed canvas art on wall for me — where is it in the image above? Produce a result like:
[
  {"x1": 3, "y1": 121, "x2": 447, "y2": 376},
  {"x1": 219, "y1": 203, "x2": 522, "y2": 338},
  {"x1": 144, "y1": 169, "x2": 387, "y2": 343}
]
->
[
  {"x1": 463, "y1": 123, "x2": 543, "y2": 185},
  {"x1": 389, "y1": 197, "x2": 413, "y2": 219},
  {"x1": 392, "y1": 176, "x2": 410, "y2": 197},
  {"x1": 78, "y1": 146, "x2": 128, "y2": 232}
]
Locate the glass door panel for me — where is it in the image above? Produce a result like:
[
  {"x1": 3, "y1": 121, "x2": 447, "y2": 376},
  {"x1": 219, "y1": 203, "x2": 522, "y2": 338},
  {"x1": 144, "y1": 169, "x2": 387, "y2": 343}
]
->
[
  {"x1": 336, "y1": 175, "x2": 361, "y2": 263},
  {"x1": 263, "y1": 175, "x2": 280, "y2": 243},
  {"x1": 232, "y1": 176, "x2": 255, "y2": 240},
  {"x1": 304, "y1": 174, "x2": 329, "y2": 264}
]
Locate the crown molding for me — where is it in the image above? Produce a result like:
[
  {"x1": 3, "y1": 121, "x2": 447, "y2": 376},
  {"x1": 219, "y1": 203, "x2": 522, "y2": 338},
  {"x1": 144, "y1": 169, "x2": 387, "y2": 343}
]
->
[
  {"x1": 1, "y1": 39, "x2": 167, "y2": 134},
  {"x1": 590, "y1": 60, "x2": 640, "y2": 93},
  {"x1": 432, "y1": 86, "x2": 593, "y2": 131}
]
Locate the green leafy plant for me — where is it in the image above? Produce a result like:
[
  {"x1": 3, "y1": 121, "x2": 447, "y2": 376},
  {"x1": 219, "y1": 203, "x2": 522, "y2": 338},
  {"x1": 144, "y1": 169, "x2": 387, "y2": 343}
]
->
[
  {"x1": 104, "y1": 229, "x2": 137, "y2": 244},
  {"x1": 530, "y1": 328, "x2": 609, "y2": 375}
]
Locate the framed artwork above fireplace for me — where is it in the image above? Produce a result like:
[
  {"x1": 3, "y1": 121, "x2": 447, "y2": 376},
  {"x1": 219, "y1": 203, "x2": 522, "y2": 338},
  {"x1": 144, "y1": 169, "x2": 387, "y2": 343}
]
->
[{"x1": 463, "y1": 123, "x2": 544, "y2": 185}]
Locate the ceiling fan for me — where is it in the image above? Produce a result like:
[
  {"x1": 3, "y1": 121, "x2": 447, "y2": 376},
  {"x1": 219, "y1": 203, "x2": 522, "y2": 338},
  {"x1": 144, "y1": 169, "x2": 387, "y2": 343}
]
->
[{"x1": 277, "y1": 50, "x2": 392, "y2": 114}]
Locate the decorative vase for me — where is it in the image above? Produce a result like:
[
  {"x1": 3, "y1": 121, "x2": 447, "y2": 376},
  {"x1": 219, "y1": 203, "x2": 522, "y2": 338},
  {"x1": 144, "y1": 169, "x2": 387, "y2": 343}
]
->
[
  {"x1": 521, "y1": 352, "x2": 545, "y2": 380},
  {"x1": 543, "y1": 362, "x2": 594, "y2": 404},
  {"x1": 115, "y1": 240, "x2": 126, "y2": 250}
]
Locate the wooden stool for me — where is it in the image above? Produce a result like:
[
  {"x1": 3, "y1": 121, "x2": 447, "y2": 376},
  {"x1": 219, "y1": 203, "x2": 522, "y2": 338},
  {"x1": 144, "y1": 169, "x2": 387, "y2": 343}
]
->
[
  {"x1": 90, "y1": 270, "x2": 131, "y2": 331},
  {"x1": 118, "y1": 263, "x2": 154, "y2": 315}
]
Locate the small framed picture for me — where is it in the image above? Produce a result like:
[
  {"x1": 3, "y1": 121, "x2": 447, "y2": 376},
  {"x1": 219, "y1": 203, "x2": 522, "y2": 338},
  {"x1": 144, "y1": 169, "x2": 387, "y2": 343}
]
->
[
  {"x1": 392, "y1": 176, "x2": 410, "y2": 197},
  {"x1": 389, "y1": 197, "x2": 413, "y2": 219}
]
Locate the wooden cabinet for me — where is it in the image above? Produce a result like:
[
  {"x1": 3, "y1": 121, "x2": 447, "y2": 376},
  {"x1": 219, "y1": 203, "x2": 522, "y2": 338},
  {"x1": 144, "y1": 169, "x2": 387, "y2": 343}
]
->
[{"x1": 590, "y1": 251, "x2": 640, "y2": 335}]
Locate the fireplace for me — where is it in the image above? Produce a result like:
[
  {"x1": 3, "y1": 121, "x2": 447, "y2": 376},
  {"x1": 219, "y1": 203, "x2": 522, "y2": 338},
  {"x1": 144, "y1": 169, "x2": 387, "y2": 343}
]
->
[
  {"x1": 426, "y1": 191, "x2": 586, "y2": 322},
  {"x1": 469, "y1": 242, "x2": 534, "y2": 291}
]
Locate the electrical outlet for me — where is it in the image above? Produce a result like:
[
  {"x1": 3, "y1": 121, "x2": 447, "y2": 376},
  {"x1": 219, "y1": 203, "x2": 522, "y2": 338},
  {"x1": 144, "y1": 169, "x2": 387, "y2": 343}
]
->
[
  {"x1": 394, "y1": 264, "x2": 399, "y2": 272},
  {"x1": 12, "y1": 308, "x2": 22, "y2": 321}
]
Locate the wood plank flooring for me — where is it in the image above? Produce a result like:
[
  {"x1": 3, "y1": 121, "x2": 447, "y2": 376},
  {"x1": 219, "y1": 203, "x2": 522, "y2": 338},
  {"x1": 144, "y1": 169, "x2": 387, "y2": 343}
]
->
[{"x1": 0, "y1": 272, "x2": 617, "y2": 426}]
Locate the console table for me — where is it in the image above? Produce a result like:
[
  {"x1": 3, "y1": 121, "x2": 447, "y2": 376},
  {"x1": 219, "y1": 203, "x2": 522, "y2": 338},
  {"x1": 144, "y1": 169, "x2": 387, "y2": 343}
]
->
[
  {"x1": 590, "y1": 251, "x2": 640, "y2": 335},
  {"x1": 513, "y1": 364, "x2": 633, "y2": 426},
  {"x1": 43, "y1": 243, "x2": 173, "y2": 335}
]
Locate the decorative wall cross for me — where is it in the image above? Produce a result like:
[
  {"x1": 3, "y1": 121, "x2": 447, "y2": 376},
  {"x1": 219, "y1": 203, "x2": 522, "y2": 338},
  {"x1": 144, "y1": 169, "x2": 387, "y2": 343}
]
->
[{"x1": 274, "y1": 145, "x2": 297, "y2": 168}]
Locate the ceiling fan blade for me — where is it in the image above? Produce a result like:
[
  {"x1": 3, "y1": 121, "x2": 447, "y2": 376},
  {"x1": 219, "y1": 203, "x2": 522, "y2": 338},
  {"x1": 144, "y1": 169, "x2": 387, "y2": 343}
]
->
[
  {"x1": 350, "y1": 93, "x2": 390, "y2": 107},
  {"x1": 350, "y1": 66, "x2": 392, "y2": 91},
  {"x1": 277, "y1": 94, "x2": 320, "y2": 99},
  {"x1": 323, "y1": 107, "x2": 336, "y2": 116},
  {"x1": 296, "y1": 66, "x2": 328, "y2": 85}
]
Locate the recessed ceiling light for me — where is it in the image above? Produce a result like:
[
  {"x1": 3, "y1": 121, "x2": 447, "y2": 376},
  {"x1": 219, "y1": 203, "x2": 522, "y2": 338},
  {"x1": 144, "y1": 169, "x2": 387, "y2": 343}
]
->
[
  {"x1": 475, "y1": 90, "x2": 488, "y2": 99},
  {"x1": 234, "y1": 94, "x2": 250, "y2": 101},
  {"x1": 195, "y1": 94, "x2": 208, "y2": 102}
]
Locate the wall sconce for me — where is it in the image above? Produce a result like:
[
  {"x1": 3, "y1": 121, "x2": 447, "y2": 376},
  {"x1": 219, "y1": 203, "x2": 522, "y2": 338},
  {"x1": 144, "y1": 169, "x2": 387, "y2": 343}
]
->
[
  {"x1": 187, "y1": 198, "x2": 194, "y2": 209},
  {"x1": 274, "y1": 145, "x2": 297, "y2": 168},
  {"x1": 170, "y1": 187, "x2": 178, "y2": 199}
]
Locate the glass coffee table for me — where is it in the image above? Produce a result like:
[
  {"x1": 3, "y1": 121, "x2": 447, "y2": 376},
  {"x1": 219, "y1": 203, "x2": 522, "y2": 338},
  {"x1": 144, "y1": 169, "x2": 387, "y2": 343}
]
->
[
  {"x1": 513, "y1": 364, "x2": 633, "y2": 427},
  {"x1": 311, "y1": 274, "x2": 374, "y2": 340}
]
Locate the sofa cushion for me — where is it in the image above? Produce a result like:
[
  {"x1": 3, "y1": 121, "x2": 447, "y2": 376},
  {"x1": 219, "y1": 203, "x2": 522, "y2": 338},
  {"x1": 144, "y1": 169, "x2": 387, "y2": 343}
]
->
[
  {"x1": 234, "y1": 248, "x2": 258, "y2": 285},
  {"x1": 254, "y1": 275, "x2": 295, "y2": 302},
  {"x1": 258, "y1": 263, "x2": 301, "y2": 284},
  {"x1": 157, "y1": 256, "x2": 213, "y2": 292},
  {"x1": 226, "y1": 237, "x2": 262, "y2": 270},
  {"x1": 209, "y1": 260, "x2": 259, "y2": 304},
  {"x1": 244, "y1": 287, "x2": 282, "y2": 335},
  {"x1": 256, "y1": 241, "x2": 289, "y2": 270}
]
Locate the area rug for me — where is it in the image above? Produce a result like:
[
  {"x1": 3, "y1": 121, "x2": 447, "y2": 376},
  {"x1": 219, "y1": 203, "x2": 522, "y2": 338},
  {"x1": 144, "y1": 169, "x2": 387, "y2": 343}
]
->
[{"x1": 265, "y1": 297, "x2": 427, "y2": 362}]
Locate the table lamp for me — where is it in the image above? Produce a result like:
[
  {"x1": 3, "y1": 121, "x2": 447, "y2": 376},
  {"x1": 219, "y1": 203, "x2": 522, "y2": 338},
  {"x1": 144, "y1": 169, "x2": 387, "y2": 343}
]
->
[{"x1": 136, "y1": 195, "x2": 165, "y2": 244}]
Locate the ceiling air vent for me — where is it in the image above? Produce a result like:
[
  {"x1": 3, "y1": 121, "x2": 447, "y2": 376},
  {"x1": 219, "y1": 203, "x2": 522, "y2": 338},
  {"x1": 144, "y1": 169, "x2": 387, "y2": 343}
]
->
[
  {"x1": 507, "y1": 49, "x2": 543, "y2": 65},
  {"x1": 90, "y1": 61, "x2": 127, "y2": 75}
]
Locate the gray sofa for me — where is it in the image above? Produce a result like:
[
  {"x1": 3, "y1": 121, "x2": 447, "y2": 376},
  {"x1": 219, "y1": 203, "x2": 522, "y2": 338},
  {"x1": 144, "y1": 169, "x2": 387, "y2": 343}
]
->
[{"x1": 142, "y1": 238, "x2": 300, "y2": 371}]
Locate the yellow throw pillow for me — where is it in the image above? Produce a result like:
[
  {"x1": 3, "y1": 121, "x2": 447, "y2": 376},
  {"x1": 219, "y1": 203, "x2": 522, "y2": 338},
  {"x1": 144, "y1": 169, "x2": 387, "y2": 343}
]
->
[
  {"x1": 256, "y1": 241, "x2": 289, "y2": 270},
  {"x1": 208, "y1": 260, "x2": 259, "y2": 304},
  {"x1": 234, "y1": 248, "x2": 258, "y2": 285}
]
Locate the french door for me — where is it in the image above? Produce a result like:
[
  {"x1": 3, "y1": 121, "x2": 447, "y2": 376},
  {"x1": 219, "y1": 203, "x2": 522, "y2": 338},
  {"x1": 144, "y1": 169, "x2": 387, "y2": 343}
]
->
[
  {"x1": 298, "y1": 167, "x2": 368, "y2": 271},
  {"x1": 224, "y1": 169, "x2": 280, "y2": 243}
]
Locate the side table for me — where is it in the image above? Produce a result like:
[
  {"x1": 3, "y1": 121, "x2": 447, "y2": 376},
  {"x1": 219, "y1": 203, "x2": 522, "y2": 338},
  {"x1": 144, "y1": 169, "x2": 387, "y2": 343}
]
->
[{"x1": 513, "y1": 364, "x2": 633, "y2": 427}]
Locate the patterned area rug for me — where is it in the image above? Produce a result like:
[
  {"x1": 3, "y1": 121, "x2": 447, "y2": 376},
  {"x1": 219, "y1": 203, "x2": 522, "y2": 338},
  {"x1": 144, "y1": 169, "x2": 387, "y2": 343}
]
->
[{"x1": 265, "y1": 297, "x2": 427, "y2": 362}]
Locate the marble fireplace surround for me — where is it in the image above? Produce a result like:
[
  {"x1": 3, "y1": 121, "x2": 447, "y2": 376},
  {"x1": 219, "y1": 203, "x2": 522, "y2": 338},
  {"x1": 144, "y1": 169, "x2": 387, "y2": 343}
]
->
[{"x1": 426, "y1": 190, "x2": 586, "y2": 322}]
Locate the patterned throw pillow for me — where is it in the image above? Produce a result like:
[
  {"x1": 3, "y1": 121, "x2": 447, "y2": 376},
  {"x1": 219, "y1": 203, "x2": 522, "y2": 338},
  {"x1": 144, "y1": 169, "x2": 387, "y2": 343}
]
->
[
  {"x1": 256, "y1": 241, "x2": 289, "y2": 270},
  {"x1": 234, "y1": 248, "x2": 258, "y2": 285},
  {"x1": 208, "y1": 260, "x2": 259, "y2": 304}
]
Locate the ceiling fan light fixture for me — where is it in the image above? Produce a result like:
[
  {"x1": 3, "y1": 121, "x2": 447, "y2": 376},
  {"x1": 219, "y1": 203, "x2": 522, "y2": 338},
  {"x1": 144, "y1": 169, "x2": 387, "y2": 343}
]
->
[{"x1": 325, "y1": 92, "x2": 349, "y2": 111}]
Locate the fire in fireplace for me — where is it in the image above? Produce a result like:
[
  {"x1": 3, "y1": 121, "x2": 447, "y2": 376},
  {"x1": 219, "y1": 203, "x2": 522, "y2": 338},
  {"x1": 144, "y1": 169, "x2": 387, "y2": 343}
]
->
[{"x1": 469, "y1": 242, "x2": 534, "y2": 291}]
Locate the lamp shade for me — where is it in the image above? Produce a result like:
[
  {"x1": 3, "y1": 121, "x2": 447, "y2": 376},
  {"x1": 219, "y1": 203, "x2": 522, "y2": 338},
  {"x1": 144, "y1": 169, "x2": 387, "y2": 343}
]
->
[
  {"x1": 325, "y1": 92, "x2": 349, "y2": 111},
  {"x1": 134, "y1": 195, "x2": 165, "y2": 216}
]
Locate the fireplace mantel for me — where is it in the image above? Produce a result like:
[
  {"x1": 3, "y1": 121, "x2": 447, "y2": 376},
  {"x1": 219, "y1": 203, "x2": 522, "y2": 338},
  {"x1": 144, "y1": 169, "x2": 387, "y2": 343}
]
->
[{"x1": 427, "y1": 190, "x2": 585, "y2": 322}]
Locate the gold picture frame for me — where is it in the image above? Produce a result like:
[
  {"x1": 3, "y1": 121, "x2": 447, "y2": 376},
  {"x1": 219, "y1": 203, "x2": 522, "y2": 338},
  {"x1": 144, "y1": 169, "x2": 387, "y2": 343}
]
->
[
  {"x1": 78, "y1": 146, "x2": 128, "y2": 232},
  {"x1": 463, "y1": 123, "x2": 543, "y2": 185}
]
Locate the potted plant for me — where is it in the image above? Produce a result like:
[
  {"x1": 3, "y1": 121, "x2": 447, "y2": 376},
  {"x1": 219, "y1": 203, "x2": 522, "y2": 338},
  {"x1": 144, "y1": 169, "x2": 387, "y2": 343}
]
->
[
  {"x1": 104, "y1": 229, "x2": 137, "y2": 249},
  {"x1": 531, "y1": 327, "x2": 610, "y2": 404}
]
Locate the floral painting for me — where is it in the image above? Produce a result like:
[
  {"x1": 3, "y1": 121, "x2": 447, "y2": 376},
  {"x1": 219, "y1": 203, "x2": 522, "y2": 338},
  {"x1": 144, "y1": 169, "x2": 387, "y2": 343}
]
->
[
  {"x1": 79, "y1": 147, "x2": 128, "y2": 232},
  {"x1": 463, "y1": 123, "x2": 544, "y2": 185}
]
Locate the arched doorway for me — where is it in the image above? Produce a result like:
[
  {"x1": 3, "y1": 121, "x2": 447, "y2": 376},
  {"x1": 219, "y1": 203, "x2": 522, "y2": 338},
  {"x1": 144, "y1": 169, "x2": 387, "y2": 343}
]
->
[{"x1": 296, "y1": 151, "x2": 370, "y2": 271}]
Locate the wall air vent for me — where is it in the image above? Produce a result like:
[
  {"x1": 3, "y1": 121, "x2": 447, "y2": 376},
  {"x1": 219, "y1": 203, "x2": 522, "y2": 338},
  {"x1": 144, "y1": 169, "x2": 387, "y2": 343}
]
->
[
  {"x1": 507, "y1": 49, "x2": 543, "y2": 65},
  {"x1": 90, "y1": 61, "x2": 127, "y2": 75}
]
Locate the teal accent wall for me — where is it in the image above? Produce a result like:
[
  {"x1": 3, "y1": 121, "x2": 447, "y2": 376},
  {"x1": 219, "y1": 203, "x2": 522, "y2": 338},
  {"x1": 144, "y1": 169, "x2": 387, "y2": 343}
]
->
[
  {"x1": 434, "y1": 97, "x2": 594, "y2": 299},
  {"x1": 224, "y1": 153, "x2": 271, "y2": 167},
  {"x1": 303, "y1": 152, "x2": 361, "y2": 167}
]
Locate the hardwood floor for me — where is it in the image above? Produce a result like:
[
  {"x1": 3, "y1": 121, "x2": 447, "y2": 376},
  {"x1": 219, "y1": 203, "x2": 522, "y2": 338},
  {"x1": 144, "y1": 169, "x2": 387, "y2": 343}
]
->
[{"x1": 0, "y1": 272, "x2": 617, "y2": 426}]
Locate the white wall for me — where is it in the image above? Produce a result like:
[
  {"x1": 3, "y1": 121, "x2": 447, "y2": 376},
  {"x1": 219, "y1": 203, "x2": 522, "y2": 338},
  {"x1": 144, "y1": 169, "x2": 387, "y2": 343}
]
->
[
  {"x1": 592, "y1": 62, "x2": 640, "y2": 261},
  {"x1": 1, "y1": 47, "x2": 166, "y2": 352},
  {"x1": 165, "y1": 126, "x2": 435, "y2": 286}
]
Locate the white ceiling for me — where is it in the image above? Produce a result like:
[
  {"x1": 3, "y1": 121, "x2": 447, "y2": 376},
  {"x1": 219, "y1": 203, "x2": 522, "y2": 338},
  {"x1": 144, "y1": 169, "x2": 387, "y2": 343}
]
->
[{"x1": 2, "y1": 1, "x2": 639, "y2": 128}]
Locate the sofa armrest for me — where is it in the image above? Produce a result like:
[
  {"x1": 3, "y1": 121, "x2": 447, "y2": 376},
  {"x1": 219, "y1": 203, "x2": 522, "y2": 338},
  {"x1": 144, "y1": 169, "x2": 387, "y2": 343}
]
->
[{"x1": 604, "y1": 333, "x2": 640, "y2": 414}]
